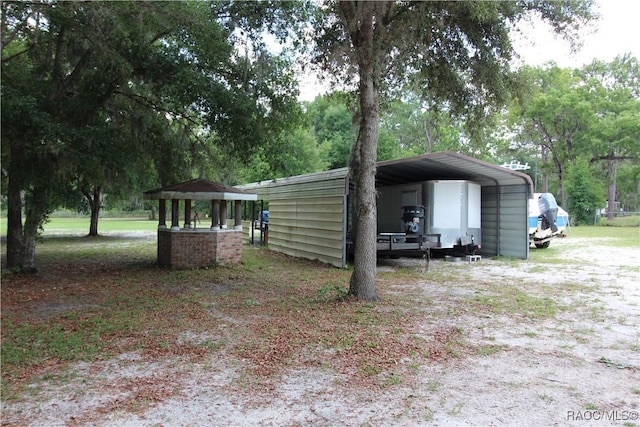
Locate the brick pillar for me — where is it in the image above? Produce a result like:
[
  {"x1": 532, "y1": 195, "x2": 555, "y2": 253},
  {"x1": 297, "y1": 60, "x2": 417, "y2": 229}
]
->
[
  {"x1": 159, "y1": 199, "x2": 167, "y2": 229},
  {"x1": 171, "y1": 199, "x2": 180, "y2": 230},
  {"x1": 211, "y1": 200, "x2": 220, "y2": 230},
  {"x1": 234, "y1": 200, "x2": 242, "y2": 230}
]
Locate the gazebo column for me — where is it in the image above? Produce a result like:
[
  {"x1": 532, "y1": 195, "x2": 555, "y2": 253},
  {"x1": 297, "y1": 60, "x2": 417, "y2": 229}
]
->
[
  {"x1": 220, "y1": 200, "x2": 228, "y2": 229},
  {"x1": 211, "y1": 200, "x2": 220, "y2": 230},
  {"x1": 158, "y1": 199, "x2": 167, "y2": 229},
  {"x1": 184, "y1": 199, "x2": 192, "y2": 229},
  {"x1": 234, "y1": 200, "x2": 242, "y2": 230},
  {"x1": 171, "y1": 199, "x2": 180, "y2": 231}
]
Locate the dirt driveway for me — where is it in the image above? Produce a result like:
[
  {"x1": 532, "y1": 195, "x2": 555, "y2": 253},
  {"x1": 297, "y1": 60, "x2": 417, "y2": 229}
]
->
[{"x1": 2, "y1": 232, "x2": 639, "y2": 426}]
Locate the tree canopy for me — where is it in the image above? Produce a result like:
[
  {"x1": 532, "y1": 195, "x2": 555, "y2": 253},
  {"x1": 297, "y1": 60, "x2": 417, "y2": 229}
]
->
[
  {"x1": 507, "y1": 56, "x2": 640, "y2": 219},
  {"x1": 310, "y1": 0, "x2": 597, "y2": 300},
  {"x1": 5, "y1": 0, "x2": 626, "y2": 289},
  {"x1": 1, "y1": 0, "x2": 306, "y2": 271}
]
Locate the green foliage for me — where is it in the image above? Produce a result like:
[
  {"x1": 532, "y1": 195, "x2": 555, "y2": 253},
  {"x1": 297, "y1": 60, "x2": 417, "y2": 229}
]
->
[
  {"x1": 315, "y1": 282, "x2": 349, "y2": 302},
  {"x1": 1, "y1": 1, "x2": 308, "y2": 269},
  {"x1": 379, "y1": 96, "x2": 464, "y2": 158},
  {"x1": 315, "y1": 1, "x2": 596, "y2": 132},
  {"x1": 512, "y1": 65, "x2": 593, "y2": 200},
  {"x1": 237, "y1": 126, "x2": 328, "y2": 182},
  {"x1": 305, "y1": 94, "x2": 355, "y2": 169},
  {"x1": 566, "y1": 157, "x2": 606, "y2": 224},
  {"x1": 268, "y1": 127, "x2": 327, "y2": 177},
  {"x1": 612, "y1": 161, "x2": 640, "y2": 211},
  {"x1": 506, "y1": 55, "x2": 640, "y2": 214}
]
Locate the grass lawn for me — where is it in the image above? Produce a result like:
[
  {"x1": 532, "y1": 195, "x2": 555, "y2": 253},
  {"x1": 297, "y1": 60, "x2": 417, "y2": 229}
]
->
[
  {"x1": 0, "y1": 215, "x2": 158, "y2": 236},
  {"x1": 598, "y1": 214, "x2": 640, "y2": 227},
  {"x1": 1, "y1": 221, "x2": 638, "y2": 402},
  {"x1": 44, "y1": 216, "x2": 157, "y2": 233},
  {"x1": 563, "y1": 223, "x2": 640, "y2": 246}
]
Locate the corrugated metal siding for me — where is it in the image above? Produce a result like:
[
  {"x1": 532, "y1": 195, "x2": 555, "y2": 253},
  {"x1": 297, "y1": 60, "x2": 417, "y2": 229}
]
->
[
  {"x1": 481, "y1": 187, "x2": 498, "y2": 255},
  {"x1": 242, "y1": 173, "x2": 348, "y2": 268},
  {"x1": 238, "y1": 153, "x2": 532, "y2": 265},
  {"x1": 240, "y1": 168, "x2": 349, "y2": 199},
  {"x1": 268, "y1": 195, "x2": 345, "y2": 267},
  {"x1": 481, "y1": 185, "x2": 529, "y2": 259}
]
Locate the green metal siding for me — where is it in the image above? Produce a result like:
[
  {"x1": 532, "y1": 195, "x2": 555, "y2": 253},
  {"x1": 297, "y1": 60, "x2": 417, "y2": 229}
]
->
[
  {"x1": 238, "y1": 153, "x2": 532, "y2": 264},
  {"x1": 241, "y1": 172, "x2": 349, "y2": 268},
  {"x1": 481, "y1": 185, "x2": 530, "y2": 259},
  {"x1": 269, "y1": 195, "x2": 346, "y2": 267}
]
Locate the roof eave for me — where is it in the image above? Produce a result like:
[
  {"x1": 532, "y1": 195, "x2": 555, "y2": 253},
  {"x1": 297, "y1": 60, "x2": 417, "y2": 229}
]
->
[{"x1": 144, "y1": 191, "x2": 257, "y2": 201}]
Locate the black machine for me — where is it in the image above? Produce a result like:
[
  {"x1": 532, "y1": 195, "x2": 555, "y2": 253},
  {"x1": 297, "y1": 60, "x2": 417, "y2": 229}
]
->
[{"x1": 538, "y1": 193, "x2": 559, "y2": 233}]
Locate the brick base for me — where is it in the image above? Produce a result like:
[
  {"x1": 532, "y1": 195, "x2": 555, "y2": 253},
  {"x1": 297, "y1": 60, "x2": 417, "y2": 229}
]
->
[{"x1": 157, "y1": 228, "x2": 243, "y2": 269}]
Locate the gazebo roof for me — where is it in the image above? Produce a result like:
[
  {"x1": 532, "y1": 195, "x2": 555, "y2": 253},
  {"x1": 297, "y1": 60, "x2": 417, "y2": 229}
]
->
[{"x1": 144, "y1": 178, "x2": 257, "y2": 201}]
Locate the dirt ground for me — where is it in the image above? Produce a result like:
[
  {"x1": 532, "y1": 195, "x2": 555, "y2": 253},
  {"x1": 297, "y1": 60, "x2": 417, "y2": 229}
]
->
[{"x1": 2, "y1": 233, "x2": 639, "y2": 426}]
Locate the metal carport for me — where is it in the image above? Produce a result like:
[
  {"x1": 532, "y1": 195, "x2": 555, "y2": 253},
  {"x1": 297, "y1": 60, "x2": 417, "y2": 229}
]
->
[{"x1": 240, "y1": 151, "x2": 534, "y2": 267}]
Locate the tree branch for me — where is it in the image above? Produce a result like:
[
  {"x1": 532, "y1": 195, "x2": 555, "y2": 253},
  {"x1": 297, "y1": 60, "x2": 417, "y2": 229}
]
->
[
  {"x1": 113, "y1": 89, "x2": 202, "y2": 129},
  {"x1": 1, "y1": 43, "x2": 35, "y2": 63},
  {"x1": 589, "y1": 154, "x2": 636, "y2": 163}
]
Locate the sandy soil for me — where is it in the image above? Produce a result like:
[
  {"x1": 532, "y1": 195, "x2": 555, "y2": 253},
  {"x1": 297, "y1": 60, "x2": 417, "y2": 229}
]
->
[{"x1": 2, "y1": 234, "x2": 639, "y2": 426}]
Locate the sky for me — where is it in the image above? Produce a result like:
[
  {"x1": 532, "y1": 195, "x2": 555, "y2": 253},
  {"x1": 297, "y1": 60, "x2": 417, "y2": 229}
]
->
[
  {"x1": 297, "y1": 0, "x2": 640, "y2": 101},
  {"x1": 512, "y1": 0, "x2": 640, "y2": 68}
]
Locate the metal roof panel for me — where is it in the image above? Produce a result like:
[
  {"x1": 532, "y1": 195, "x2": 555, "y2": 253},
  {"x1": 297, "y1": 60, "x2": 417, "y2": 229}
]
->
[{"x1": 144, "y1": 178, "x2": 257, "y2": 201}]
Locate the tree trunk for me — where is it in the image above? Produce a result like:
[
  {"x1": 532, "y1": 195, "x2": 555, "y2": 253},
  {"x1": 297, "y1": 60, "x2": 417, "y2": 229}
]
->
[
  {"x1": 21, "y1": 215, "x2": 39, "y2": 273},
  {"x1": 19, "y1": 185, "x2": 51, "y2": 273},
  {"x1": 342, "y1": 1, "x2": 379, "y2": 301},
  {"x1": 540, "y1": 146, "x2": 549, "y2": 193},
  {"x1": 606, "y1": 158, "x2": 617, "y2": 220},
  {"x1": 636, "y1": 179, "x2": 640, "y2": 213},
  {"x1": 88, "y1": 185, "x2": 102, "y2": 236},
  {"x1": 5, "y1": 169, "x2": 24, "y2": 270},
  {"x1": 348, "y1": 77, "x2": 379, "y2": 301},
  {"x1": 5, "y1": 139, "x2": 41, "y2": 273},
  {"x1": 551, "y1": 154, "x2": 566, "y2": 208},
  {"x1": 5, "y1": 134, "x2": 50, "y2": 273}
]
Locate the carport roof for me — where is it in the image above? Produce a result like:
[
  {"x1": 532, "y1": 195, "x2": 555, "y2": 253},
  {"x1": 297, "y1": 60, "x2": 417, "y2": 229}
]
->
[
  {"x1": 375, "y1": 151, "x2": 533, "y2": 190},
  {"x1": 240, "y1": 151, "x2": 534, "y2": 193}
]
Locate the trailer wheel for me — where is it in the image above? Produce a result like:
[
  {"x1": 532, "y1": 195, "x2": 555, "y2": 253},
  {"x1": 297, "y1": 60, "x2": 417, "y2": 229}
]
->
[{"x1": 535, "y1": 241, "x2": 550, "y2": 249}]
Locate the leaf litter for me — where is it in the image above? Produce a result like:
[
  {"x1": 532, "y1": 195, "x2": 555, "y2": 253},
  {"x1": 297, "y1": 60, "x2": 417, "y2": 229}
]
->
[{"x1": 2, "y1": 233, "x2": 639, "y2": 426}]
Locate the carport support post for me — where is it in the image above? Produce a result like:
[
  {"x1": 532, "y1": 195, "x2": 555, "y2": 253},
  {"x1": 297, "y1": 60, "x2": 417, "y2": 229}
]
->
[
  {"x1": 251, "y1": 201, "x2": 256, "y2": 244},
  {"x1": 211, "y1": 200, "x2": 220, "y2": 230},
  {"x1": 158, "y1": 199, "x2": 167, "y2": 229},
  {"x1": 234, "y1": 200, "x2": 242, "y2": 230},
  {"x1": 171, "y1": 199, "x2": 180, "y2": 230}
]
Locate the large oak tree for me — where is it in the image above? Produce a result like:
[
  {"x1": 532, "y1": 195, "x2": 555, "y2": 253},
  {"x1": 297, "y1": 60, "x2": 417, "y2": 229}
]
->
[
  {"x1": 1, "y1": 1, "x2": 306, "y2": 272},
  {"x1": 312, "y1": 1, "x2": 596, "y2": 300}
]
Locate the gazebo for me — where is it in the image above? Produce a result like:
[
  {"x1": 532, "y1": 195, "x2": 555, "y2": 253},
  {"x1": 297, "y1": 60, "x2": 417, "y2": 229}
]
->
[{"x1": 144, "y1": 178, "x2": 257, "y2": 268}]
